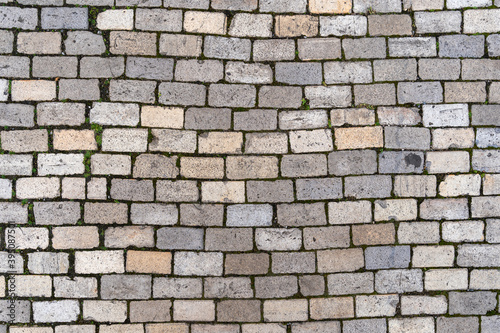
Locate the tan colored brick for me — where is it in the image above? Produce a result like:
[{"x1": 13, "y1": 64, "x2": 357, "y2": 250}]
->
[
  {"x1": 105, "y1": 226, "x2": 155, "y2": 248},
  {"x1": 310, "y1": 0, "x2": 352, "y2": 13},
  {"x1": 275, "y1": 15, "x2": 318, "y2": 37},
  {"x1": 141, "y1": 106, "x2": 184, "y2": 129},
  {"x1": 146, "y1": 323, "x2": 189, "y2": 333},
  {"x1": 352, "y1": 223, "x2": 395, "y2": 245},
  {"x1": 184, "y1": 11, "x2": 226, "y2": 34},
  {"x1": 225, "y1": 253, "x2": 269, "y2": 275},
  {"x1": 173, "y1": 300, "x2": 215, "y2": 322},
  {"x1": 12, "y1": 80, "x2": 56, "y2": 101},
  {"x1": 110, "y1": 31, "x2": 156, "y2": 56},
  {"x1": 226, "y1": 156, "x2": 278, "y2": 179},
  {"x1": 127, "y1": 250, "x2": 171, "y2": 274},
  {"x1": 335, "y1": 126, "x2": 383, "y2": 150},
  {"x1": 201, "y1": 181, "x2": 245, "y2": 203},
  {"x1": 198, "y1": 132, "x2": 243, "y2": 154},
  {"x1": 263, "y1": 300, "x2": 308, "y2": 322},
  {"x1": 310, "y1": 297, "x2": 354, "y2": 319},
  {"x1": 52, "y1": 226, "x2": 99, "y2": 249},
  {"x1": 317, "y1": 248, "x2": 364, "y2": 273},
  {"x1": 53, "y1": 130, "x2": 97, "y2": 151},
  {"x1": 181, "y1": 157, "x2": 224, "y2": 179}
]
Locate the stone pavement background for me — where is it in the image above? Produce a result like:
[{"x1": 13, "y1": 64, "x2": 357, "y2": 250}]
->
[{"x1": 0, "y1": 0, "x2": 499, "y2": 331}]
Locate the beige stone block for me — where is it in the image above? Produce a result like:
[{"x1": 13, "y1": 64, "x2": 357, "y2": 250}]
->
[
  {"x1": 53, "y1": 130, "x2": 97, "y2": 151},
  {"x1": 263, "y1": 299, "x2": 308, "y2": 322},
  {"x1": 141, "y1": 106, "x2": 184, "y2": 129},
  {"x1": 52, "y1": 226, "x2": 99, "y2": 249},
  {"x1": 12, "y1": 80, "x2": 56, "y2": 101},
  {"x1": 173, "y1": 300, "x2": 215, "y2": 322},
  {"x1": 184, "y1": 11, "x2": 227, "y2": 34},
  {"x1": 181, "y1": 157, "x2": 224, "y2": 179},
  {"x1": 201, "y1": 181, "x2": 245, "y2": 203},
  {"x1": 425, "y1": 268, "x2": 468, "y2": 290},
  {"x1": 127, "y1": 250, "x2": 172, "y2": 274},
  {"x1": 335, "y1": 126, "x2": 383, "y2": 150},
  {"x1": 97, "y1": 9, "x2": 134, "y2": 30},
  {"x1": 275, "y1": 15, "x2": 319, "y2": 37},
  {"x1": 310, "y1": 0, "x2": 352, "y2": 13},
  {"x1": 310, "y1": 297, "x2": 354, "y2": 319},
  {"x1": 198, "y1": 132, "x2": 243, "y2": 154}
]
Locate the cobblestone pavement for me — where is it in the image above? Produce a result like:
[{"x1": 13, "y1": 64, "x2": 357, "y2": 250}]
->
[{"x1": 0, "y1": 0, "x2": 499, "y2": 332}]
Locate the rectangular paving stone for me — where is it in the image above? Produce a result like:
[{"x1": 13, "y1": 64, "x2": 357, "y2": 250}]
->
[
  {"x1": 110, "y1": 31, "x2": 156, "y2": 56},
  {"x1": 159, "y1": 34, "x2": 202, "y2": 57},
  {"x1": 276, "y1": 15, "x2": 319, "y2": 38},
  {"x1": 389, "y1": 37, "x2": 437, "y2": 57},
  {"x1": 0, "y1": 7, "x2": 37, "y2": 30},
  {"x1": 41, "y1": 7, "x2": 88, "y2": 29},
  {"x1": 59, "y1": 79, "x2": 100, "y2": 101}
]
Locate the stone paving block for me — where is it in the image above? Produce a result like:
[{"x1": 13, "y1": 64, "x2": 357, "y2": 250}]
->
[
  {"x1": 445, "y1": 81, "x2": 486, "y2": 103},
  {"x1": 156, "y1": 180, "x2": 199, "y2": 202},
  {"x1": 33, "y1": 300, "x2": 80, "y2": 323},
  {"x1": 374, "y1": 59, "x2": 416, "y2": 81},
  {"x1": 379, "y1": 151, "x2": 424, "y2": 174},
  {"x1": 28, "y1": 252, "x2": 69, "y2": 274},
  {"x1": 328, "y1": 150, "x2": 377, "y2": 176},
  {"x1": 343, "y1": 319, "x2": 386, "y2": 333},
  {"x1": 205, "y1": 228, "x2": 253, "y2": 251},
  {"x1": 425, "y1": 151, "x2": 470, "y2": 173},
  {"x1": 389, "y1": 37, "x2": 437, "y2": 57},
  {"x1": 226, "y1": 253, "x2": 269, "y2": 275},
  {"x1": 181, "y1": 157, "x2": 224, "y2": 179},
  {"x1": 0, "y1": 31, "x2": 13, "y2": 54},
  {"x1": 247, "y1": 180, "x2": 294, "y2": 203},
  {"x1": 229, "y1": 13, "x2": 272, "y2": 37},
  {"x1": 226, "y1": 62, "x2": 273, "y2": 85},
  {"x1": 204, "y1": 36, "x2": 251, "y2": 61},
  {"x1": 290, "y1": 129, "x2": 333, "y2": 152},
  {"x1": 464, "y1": 9, "x2": 500, "y2": 33},
  {"x1": 276, "y1": 15, "x2": 318, "y2": 38},
  {"x1": 1, "y1": 129, "x2": 48, "y2": 152},
  {"x1": 65, "y1": 31, "x2": 105, "y2": 55},
  {"x1": 384, "y1": 126, "x2": 430, "y2": 150},
  {"x1": 299, "y1": 275, "x2": 325, "y2": 296},
  {"x1": 17, "y1": 177, "x2": 60, "y2": 199},
  {"x1": 18, "y1": 32, "x2": 61, "y2": 54},
  {"x1": 97, "y1": 9, "x2": 133, "y2": 30},
  {"x1": 54, "y1": 276, "x2": 98, "y2": 298},
  {"x1": 317, "y1": 248, "x2": 364, "y2": 273},
  {"x1": 80, "y1": 57, "x2": 124, "y2": 79},
  {"x1": 255, "y1": 228, "x2": 302, "y2": 251},
  {"x1": 158, "y1": 82, "x2": 206, "y2": 106},
  {"x1": 263, "y1": 299, "x2": 308, "y2": 322},
  {"x1": 432, "y1": 128, "x2": 475, "y2": 149},
  {"x1": 260, "y1": 0, "x2": 307, "y2": 12},
  {"x1": 365, "y1": 246, "x2": 411, "y2": 269},
  {"x1": 354, "y1": 0, "x2": 401, "y2": 12},
  {"x1": 174, "y1": 252, "x2": 223, "y2": 276},
  {"x1": 449, "y1": 291, "x2": 497, "y2": 315},
  {"x1": 110, "y1": 31, "x2": 156, "y2": 56},
  {"x1": 436, "y1": 317, "x2": 479, "y2": 333},
  {"x1": 356, "y1": 295, "x2": 399, "y2": 317},
  {"x1": 176, "y1": 60, "x2": 222, "y2": 83},
  {"x1": 352, "y1": 223, "x2": 395, "y2": 245},
  {"x1": 0, "y1": 103, "x2": 34, "y2": 127},
  {"x1": 184, "y1": 11, "x2": 226, "y2": 35},
  {"x1": 343, "y1": 37, "x2": 386, "y2": 59},
  {"x1": 208, "y1": 84, "x2": 256, "y2": 108},
  {"x1": 415, "y1": 11, "x2": 461, "y2": 33},
  {"x1": 305, "y1": 86, "x2": 352, "y2": 108},
  {"x1": 320, "y1": 15, "x2": 367, "y2": 36},
  {"x1": 41, "y1": 7, "x2": 88, "y2": 29},
  {"x1": 401, "y1": 295, "x2": 447, "y2": 315},
  {"x1": 102, "y1": 128, "x2": 148, "y2": 152},
  {"x1": 354, "y1": 84, "x2": 396, "y2": 105},
  {"x1": 159, "y1": 34, "x2": 202, "y2": 57},
  {"x1": 368, "y1": 14, "x2": 412, "y2": 36},
  {"x1": 0, "y1": 7, "x2": 37, "y2": 30},
  {"x1": 33, "y1": 56, "x2": 77, "y2": 78},
  {"x1": 82, "y1": 300, "x2": 127, "y2": 322},
  {"x1": 259, "y1": 86, "x2": 302, "y2": 108},
  {"x1": 212, "y1": 0, "x2": 258, "y2": 10},
  {"x1": 59, "y1": 79, "x2": 100, "y2": 101},
  {"x1": 414, "y1": 245, "x2": 455, "y2": 267},
  {"x1": 328, "y1": 200, "x2": 372, "y2": 224},
  {"x1": 12, "y1": 81, "x2": 56, "y2": 102},
  {"x1": 419, "y1": 59, "x2": 461, "y2": 80},
  {"x1": 52, "y1": 226, "x2": 99, "y2": 249},
  {"x1": 304, "y1": 226, "x2": 350, "y2": 250},
  {"x1": 345, "y1": 175, "x2": 392, "y2": 198},
  {"x1": 37, "y1": 102, "x2": 85, "y2": 126},
  {"x1": 331, "y1": 108, "x2": 375, "y2": 126},
  {"x1": 153, "y1": 277, "x2": 202, "y2": 299}
]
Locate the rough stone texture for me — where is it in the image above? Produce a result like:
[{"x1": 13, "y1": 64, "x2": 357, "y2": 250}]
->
[{"x1": 1, "y1": 1, "x2": 499, "y2": 329}]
